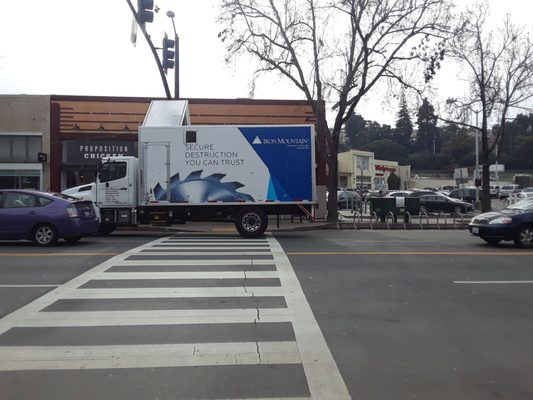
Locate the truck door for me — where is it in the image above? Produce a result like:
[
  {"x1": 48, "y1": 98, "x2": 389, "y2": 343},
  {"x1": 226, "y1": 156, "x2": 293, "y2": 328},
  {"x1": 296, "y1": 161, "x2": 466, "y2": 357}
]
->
[
  {"x1": 96, "y1": 160, "x2": 132, "y2": 207},
  {"x1": 141, "y1": 142, "x2": 170, "y2": 203}
]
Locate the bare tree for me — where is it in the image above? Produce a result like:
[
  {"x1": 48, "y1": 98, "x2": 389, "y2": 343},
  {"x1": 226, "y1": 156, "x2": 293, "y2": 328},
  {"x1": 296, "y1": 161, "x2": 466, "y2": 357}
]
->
[
  {"x1": 446, "y1": 2, "x2": 533, "y2": 211},
  {"x1": 218, "y1": 0, "x2": 452, "y2": 220}
]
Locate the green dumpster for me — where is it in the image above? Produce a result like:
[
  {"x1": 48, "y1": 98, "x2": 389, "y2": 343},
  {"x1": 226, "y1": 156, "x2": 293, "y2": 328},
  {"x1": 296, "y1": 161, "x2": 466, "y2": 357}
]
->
[
  {"x1": 405, "y1": 197, "x2": 420, "y2": 215},
  {"x1": 370, "y1": 197, "x2": 398, "y2": 222}
]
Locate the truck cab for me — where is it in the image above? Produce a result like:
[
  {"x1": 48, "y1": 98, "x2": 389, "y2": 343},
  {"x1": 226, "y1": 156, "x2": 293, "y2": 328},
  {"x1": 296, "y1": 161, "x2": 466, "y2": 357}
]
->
[{"x1": 63, "y1": 157, "x2": 139, "y2": 233}]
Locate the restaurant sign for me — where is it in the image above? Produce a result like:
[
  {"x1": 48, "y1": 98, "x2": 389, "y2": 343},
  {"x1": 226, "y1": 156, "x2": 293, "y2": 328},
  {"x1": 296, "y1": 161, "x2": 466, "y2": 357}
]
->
[{"x1": 65, "y1": 140, "x2": 136, "y2": 165}]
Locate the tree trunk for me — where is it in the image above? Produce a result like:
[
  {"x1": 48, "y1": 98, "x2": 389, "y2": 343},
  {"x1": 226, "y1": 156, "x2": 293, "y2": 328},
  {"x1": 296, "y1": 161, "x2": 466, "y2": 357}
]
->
[{"x1": 326, "y1": 154, "x2": 339, "y2": 222}]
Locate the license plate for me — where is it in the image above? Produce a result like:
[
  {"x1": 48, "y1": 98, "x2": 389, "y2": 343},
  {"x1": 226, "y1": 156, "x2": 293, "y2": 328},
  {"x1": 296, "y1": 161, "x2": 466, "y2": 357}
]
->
[
  {"x1": 471, "y1": 227, "x2": 479, "y2": 234},
  {"x1": 84, "y1": 211, "x2": 91, "y2": 217}
]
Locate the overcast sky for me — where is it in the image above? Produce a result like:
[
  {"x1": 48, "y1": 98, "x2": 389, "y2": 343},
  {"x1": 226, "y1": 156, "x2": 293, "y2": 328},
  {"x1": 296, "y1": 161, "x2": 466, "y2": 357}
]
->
[{"x1": 0, "y1": 0, "x2": 532, "y2": 125}]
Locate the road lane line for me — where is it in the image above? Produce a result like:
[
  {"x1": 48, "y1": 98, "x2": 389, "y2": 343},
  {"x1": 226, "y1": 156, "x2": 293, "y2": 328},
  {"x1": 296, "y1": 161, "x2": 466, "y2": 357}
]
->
[
  {"x1": 16, "y1": 308, "x2": 291, "y2": 327},
  {"x1": 268, "y1": 235, "x2": 350, "y2": 399},
  {"x1": 454, "y1": 280, "x2": 533, "y2": 284},
  {"x1": 0, "y1": 285, "x2": 59, "y2": 288},
  {"x1": 0, "y1": 253, "x2": 119, "y2": 257},
  {"x1": 0, "y1": 341, "x2": 301, "y2": 371},
  {"x1": 287, "y1": 251, "x2": 533, "y2": 256}
]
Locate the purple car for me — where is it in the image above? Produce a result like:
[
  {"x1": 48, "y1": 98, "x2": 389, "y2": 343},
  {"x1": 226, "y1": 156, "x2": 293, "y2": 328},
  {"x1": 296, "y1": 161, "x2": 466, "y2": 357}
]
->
[{"x1": 0, "y1": 189, "x2": 99, "y2": 246}]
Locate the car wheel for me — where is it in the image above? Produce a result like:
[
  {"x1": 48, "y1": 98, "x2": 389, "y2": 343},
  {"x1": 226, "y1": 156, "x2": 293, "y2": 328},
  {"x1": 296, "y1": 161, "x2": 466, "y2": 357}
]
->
[
  {"x1": 454, "y1": 206, "x2": 463, "y2": 214},
  {"x1": 419, "y1": 205, "x2": 427, "y2": 213},
  {"x1": 235, "y1": 207, "x2": 268, "y2": 238},
  {"x1": 483, "y1": 238, "x2": 501, "y2": 246},
  {"x1": 514, "y1": 226, "x2": 533, "y2": 248},
  {"x1": 32, "y1": 224, "x2": 58, "y2": 246},
  {"x1": 65, "y1": 236, "x2": 82, "y2": 244}
]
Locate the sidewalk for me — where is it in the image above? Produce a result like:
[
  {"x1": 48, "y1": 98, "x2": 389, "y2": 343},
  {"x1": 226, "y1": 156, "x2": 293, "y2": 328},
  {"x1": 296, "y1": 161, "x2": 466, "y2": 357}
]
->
[{"x1": 130, "y1": 217, "x2": 333, "y2": 234}]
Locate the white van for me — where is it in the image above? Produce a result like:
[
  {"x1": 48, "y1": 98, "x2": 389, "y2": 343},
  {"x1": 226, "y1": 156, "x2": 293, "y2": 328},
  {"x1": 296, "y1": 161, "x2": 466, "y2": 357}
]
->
[{"x1": 499, "y1": 184, "x2": 519, "y2": 199}]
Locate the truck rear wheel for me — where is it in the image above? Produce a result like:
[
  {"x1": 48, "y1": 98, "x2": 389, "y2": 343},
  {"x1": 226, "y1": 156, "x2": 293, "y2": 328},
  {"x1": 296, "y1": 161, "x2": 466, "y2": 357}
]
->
[{"x1": 235, "y1": 207, "x2": 268, "y2": 238}]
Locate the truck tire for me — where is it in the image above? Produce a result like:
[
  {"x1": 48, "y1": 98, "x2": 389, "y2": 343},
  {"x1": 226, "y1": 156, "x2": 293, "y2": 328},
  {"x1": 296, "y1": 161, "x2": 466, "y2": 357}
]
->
[{"x1": 235, "y1": 207, "x2": 268, "y2": 238}]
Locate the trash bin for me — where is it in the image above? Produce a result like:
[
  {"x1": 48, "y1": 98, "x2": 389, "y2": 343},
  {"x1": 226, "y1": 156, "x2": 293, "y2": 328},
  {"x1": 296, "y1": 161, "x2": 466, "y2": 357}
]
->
[
  {"x1": 405, "y1": 197, "x2": 420, "y2": 215},
  {"x1": 370, "y1": 197, "x2": 397, "y2": 222}
]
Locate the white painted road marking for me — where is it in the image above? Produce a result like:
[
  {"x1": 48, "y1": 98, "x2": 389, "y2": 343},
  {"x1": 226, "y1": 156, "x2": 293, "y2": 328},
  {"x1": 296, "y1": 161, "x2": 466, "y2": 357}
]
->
[
  {"x1": 0, "y1": 341, "x2": 301, "y2": 371},
  {"x1": 454, "y1": 280, "x2": 533, "y2": 284},
  {"x1": 268, "y1": 236, "x2": 351, "y2": 399},
  {"x1": 14, "y1": 308, "x2": 292, "y2": 327},
  {"x1": 0, "y1": 234, "x2": 349, "y2": 399}
]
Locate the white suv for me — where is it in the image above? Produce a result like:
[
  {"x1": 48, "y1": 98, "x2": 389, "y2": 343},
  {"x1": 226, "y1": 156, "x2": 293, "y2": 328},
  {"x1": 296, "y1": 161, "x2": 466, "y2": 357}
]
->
[{"x1": 499, "y1": 184, "x2": 519, "y2": 199}]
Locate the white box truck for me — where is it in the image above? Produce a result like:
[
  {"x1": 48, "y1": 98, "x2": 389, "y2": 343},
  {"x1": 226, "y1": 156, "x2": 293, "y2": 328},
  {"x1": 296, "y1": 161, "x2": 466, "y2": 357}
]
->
[{"x1": 63, "y1": 100, "x2": 317, "y2": 237}]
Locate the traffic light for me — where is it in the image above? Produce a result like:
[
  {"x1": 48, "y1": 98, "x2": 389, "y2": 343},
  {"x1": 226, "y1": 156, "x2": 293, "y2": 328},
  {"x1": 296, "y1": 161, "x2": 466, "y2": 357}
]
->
[
  {"x1": 137, "y1": 0, "x2": 154, "y2": 27},
  {"x1": 162, "y1": 34, "x2": 175, "y2": 72}
]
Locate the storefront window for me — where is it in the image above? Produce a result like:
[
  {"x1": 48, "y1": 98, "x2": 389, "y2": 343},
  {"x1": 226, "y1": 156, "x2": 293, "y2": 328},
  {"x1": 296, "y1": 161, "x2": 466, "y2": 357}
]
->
[
  {"x1": 0, "y1": 135, "x2": 42, "y2": 162},
  {"x1": 0, "y1": 137, "x2": 10, "y2": 162},
  {"x1": 0, "y1": 170, "x2": 40, "y2": 190}
]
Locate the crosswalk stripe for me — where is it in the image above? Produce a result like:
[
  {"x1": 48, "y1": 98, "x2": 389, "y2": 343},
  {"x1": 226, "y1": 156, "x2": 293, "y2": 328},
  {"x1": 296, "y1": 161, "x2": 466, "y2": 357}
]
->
[
  {"x1": 0, "y1": 341, "x2": 301, "y2": 371},
  {"x1": 115, "y1": 259, "x2": 276, "y2": 266},
  {"x1": 153, "y1": 243, "x2": 270, "y2": 246},
  {"x1": 96, "y1": 271, "x2": 279, "y2": 280},
  {"x1": 15, "y1": 308, "x2": 291, "y2": 327},
  {"x1": 131, "y1": 251, "x2": 273, "y2": 256},
  {"x1": 59, "y1": 287, "x2": 285, "y2": 299},
  {"x1": 140, "y1": 246, "x2": 271, "y2": 250},
  {"x1": 163, "y1": 239, "x2": 268, "y2": 243}
]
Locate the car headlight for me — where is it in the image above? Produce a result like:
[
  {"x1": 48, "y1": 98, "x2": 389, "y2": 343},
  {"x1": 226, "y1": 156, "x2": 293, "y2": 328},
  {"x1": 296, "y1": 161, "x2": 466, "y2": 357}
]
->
[{"x1": 489, "y1": 217, "x2": 512, "y2": 225}]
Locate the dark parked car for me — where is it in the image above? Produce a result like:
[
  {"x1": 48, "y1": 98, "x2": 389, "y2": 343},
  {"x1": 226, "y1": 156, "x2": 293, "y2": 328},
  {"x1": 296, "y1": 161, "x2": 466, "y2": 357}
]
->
[
  {"x1": 408, "y1": 190, "x2": 437, "y2": 198},
  {"x1": 418, "y1": 194, "x2": 473, "y2": 214},
  {"x1": 469, "y1": 198, "x2": 533, "y2": 247},
  {"x1": 0, "y1": 189, "x2": 99, "y2": 246},
  {"x1": 448, "y1": 188, "x2": 483, "y2": 202}
]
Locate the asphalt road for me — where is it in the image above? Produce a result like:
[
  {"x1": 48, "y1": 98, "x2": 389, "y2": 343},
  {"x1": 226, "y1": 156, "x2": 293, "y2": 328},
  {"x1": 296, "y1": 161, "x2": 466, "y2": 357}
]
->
[
  {"x1": 277, "y1": 229, "x2": 533, "y2": 400},
  {"x1": 0, "y1": 228, "x2": 532, "y2": 399}
]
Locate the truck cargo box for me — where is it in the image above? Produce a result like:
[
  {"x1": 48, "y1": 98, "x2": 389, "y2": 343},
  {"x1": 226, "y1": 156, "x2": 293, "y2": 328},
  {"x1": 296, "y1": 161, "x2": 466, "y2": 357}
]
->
[{"x1": 139, "y1": 124, "x2": 316, "y2": 207}]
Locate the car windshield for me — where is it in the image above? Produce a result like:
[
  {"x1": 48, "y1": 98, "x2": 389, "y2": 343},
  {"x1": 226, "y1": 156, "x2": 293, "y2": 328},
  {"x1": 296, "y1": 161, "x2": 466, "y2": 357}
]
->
[{"x1": 506, "y1": 198, "x2": 533, "y2": 211}]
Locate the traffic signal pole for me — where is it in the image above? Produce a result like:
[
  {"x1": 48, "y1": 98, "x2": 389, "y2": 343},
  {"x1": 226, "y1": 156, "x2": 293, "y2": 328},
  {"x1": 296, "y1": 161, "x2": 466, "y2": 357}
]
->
[
  {"x1": 174, "y1": 34, "x2": 179, "y2": 99},
  {"x1": 126, "y1": 0, "x2": 172, "y2": 99}
]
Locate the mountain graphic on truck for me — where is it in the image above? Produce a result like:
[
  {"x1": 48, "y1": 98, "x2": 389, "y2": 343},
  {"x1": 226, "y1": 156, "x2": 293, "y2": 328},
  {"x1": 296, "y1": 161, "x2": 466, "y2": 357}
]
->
[{"x1": 154, "y1": 170, "x2": 255, "y2": 203}]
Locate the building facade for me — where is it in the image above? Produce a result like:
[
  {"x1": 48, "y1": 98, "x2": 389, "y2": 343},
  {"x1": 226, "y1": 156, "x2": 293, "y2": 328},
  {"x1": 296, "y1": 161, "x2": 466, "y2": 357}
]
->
[
  {"x1": 338, "y1": 150, "x2": 411, "y2": 191},
  {"x1": 0, "y1": 95, "x2": 50, "y2": 191}
]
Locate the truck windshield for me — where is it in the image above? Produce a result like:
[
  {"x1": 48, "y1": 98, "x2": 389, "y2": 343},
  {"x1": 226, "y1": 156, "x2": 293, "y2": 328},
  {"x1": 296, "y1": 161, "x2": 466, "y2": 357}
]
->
[{"x1": 98, "y1": 161, "x2": 127, "y2": 182}]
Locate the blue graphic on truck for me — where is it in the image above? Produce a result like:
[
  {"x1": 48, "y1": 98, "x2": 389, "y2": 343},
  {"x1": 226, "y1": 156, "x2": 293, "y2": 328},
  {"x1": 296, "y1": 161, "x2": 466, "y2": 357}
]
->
[
  {"x1": 239, "y1": 126, "x2": 313, "y2": 201},
  {"x1": 154, "y1": 170, "x2": 255, "y2": 202}
]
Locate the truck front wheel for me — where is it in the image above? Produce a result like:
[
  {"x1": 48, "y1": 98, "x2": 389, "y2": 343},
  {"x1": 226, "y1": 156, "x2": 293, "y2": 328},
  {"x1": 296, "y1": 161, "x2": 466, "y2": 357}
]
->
[{"x1": 235, "y1": 207, "x2": 268, "y2": 238}]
